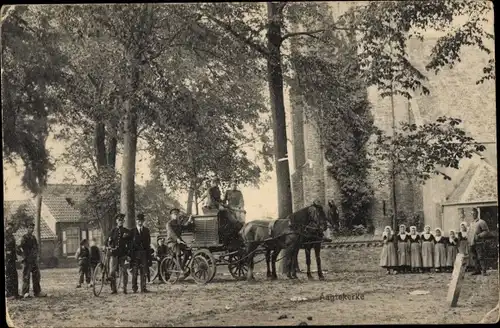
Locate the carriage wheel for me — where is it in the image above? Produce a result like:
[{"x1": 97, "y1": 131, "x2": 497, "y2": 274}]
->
[
  {"x1": 192, "y1": 249, "x2": 217, "y2": 282},
  {"x1": 228, "y1": 252, "x2": 249, "y2": 281},
  {"x1": 190, "y1": 254, "x2": 211, "y2": 285},
  {"x1": 92, "y1": 263, "x2": 105, "y2": 297},
  {"x1": 159, "y1": 257, "x2": 182, "y2": 284}
]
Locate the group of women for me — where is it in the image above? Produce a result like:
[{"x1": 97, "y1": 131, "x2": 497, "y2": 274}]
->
[{"x1": 380, "y1": 222, "x2": 471, "y2": 274}]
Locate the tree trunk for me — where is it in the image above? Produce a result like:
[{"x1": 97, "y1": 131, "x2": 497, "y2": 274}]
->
[
  {"x1": 194, "y1": 192, "x2": 199, "y2": 215},
  {"x1": 267, "y1": 2, "x2": 293, "y2": 219},
  {"x1": 35, "y1": 193, "x2": 43, "y2": 260},
  {"x1": 186, "y1": 185, "x2": 194, "y2": 215},
  {"x1": 390, "y1": 82, "x2": 398, "y2": 243},
  {"x1": 95, "y1": 122, "x2": 107, "y2": 168},
  {"x1": 120, "y1": 97, "x2": 138, "y2": 229},
  {"x1": 106, "y1": 100, "x2": 119, "y2": 169}
]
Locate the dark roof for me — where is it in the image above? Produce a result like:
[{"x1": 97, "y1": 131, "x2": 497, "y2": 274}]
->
[
  {"x1": 4, "y1": 200, "x2": 57, "y2": 240},
  {"x1": 41, "y1": 184, "x2": 89, "y2": 223}
]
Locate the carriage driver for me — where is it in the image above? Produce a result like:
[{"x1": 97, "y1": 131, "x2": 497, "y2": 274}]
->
[
  {"x1": 166, "y1": 208, "x2": 194, "y2": 275},
  {"x1": 205, "y1": 177, "x2": 223, "y2": 211}
]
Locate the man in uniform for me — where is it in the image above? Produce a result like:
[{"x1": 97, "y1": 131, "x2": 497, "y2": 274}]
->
[
  {"x1": 205, "y1": 178, "x2": 223, "y2": 211},
  {"x1": 468, "y1": 208, "x2": 490, "y2": 276},
  {"x1": 107, "y1": 213, "x2": 131, "y2": 294},
  {"x1": 19, "y1": 222, "x2": 46, "y2": 298},
  {"x1": 130, "y1": 213, "x2": 151, "y2": 293},
  {"x1": 223, "y1": 180, "x2": 245, "y2": 210},
  {"x1": 166, "y1": 208, "x2": 193, "y2": 275},
  {"x1": 5, "y1": 221, "x2": 20, "y2": 299}
]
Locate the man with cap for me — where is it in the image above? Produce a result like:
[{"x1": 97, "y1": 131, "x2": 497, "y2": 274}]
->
[
  {"x1": 74, "y1": 238, "x2": 91, "y2": 288},
  {"x1": 468, "y1": 208, "x2": 490, "y2": 276},
  {"x1": 223, "y1": 180, "x2": 246, "y2": 223},
  {"x1": 106, "y1": 213, "x2": 131, "y2": 294},
  {"x1": 5, "y1": 220, "x2": 20, "y2": 299},
  {"x1": 130, "y1": 213, "x2": 151, "y2": 293},
  {"x1": 205, "y1": 177, "x2": 223, "y2": 211},
  {"x1": 19, "y1": 222, "x2": 46, "y2": 298},
  {"x1": 166, "y1": 208, "x2": 194, "y2": 275}
]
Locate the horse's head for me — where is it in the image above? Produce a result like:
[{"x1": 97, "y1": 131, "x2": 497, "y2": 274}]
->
[
  {"x1": 288, "y1": 200, "x2": 328, "y2": 235},
  {"x1": 327, "y1": 200, "x2": 340, "y2": 232}
]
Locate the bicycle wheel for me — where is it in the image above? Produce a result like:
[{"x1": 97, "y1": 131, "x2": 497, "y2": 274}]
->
[
  {"x1": 92, "y1": 263, "x2": 105, "y2": 297},
  {"x1": 159, "y1": 257, "x2": 181, "y2": 284}
]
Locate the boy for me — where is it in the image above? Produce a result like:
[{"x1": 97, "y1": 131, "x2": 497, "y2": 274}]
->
[
  {"x1": 75, "y1": 239, "x2": 91, "y2": 288},
  {"x1": 89, "y1": 238, "x2": 101, "y2": 286},
  {"x1": 157, "y1": 237, "x2": 168, "y2": 260}
]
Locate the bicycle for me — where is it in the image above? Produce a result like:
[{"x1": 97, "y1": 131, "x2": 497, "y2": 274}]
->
[
  {"x1": 92, "y1": 247, "x2": 112, "y2": 297},
  {"x1": 159, "y1": 244, "x2": 214, "y2": 285}
]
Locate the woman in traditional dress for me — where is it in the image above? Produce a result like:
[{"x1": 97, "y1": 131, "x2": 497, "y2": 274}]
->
[
  {"x1": 457, "y1": 222, "x2": 474, "y2": 271},
  {"x1": 434, "y1": 228, "x2": 447, "y2": 272},
  {"x1": 421, "y1": 225, "x2": 435, "y2": 272},
  {"x1": 409, "y1": 226, "x2": 422, "y2": 273},
  {"x1": 380, "y1": 226, "x2": 398, "y2": 274},
  {"x1": 396, "y1": 224, "x2": 411, "y2": 273},
  {"x1": 446, "y1": 230, "x2": 459, "y2": 272}
]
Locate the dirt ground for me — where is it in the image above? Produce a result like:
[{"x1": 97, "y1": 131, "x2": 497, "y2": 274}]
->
[{"x1": 6, "y1": 249, "x2": 499, "y2": 327}]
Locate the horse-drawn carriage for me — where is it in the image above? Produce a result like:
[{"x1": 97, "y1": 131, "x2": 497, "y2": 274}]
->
[
  {"x1": 158, "y1": 211, "x2": 250, "y2": 285},
  {"x1": 92, "y1": 202, "x2": 334, "y2": 295}
]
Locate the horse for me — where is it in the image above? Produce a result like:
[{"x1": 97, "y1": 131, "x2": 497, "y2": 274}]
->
[
  {"x1": 217, "y1": 206, "x2": 246, "y2": 251},
  {"x1": 299, "y1": 200, "x2": 339, "y2": 280},
  {"x1": 239, "y1": 201, "x2": 328, "y2": 281}
]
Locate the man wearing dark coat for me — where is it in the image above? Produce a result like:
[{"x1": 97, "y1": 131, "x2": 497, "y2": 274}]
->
[
  {"x1": 130, "y1": 213, "x2": 151, "y2": 293},
  {"x1": 206, "y1": 178, "x2": 223, "y2": 210},
  {"x1": 5, "y1": 221, "x2": 20, "y2": 299},
  {"x1": 468, "y1": 208, "x2": 490, "y2": 276},
  {"x1": 166, "y1": 208, "x2": 194, "y2": 275},
  {"x1": 106, "y1": 213, "x2": 131, "y2": 294},
  {"x1": 19, "y1": 222, "x2": 46, "y2": 298}
]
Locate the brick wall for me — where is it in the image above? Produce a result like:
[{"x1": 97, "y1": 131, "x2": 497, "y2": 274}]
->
[
  {"x1": 303, "y1": 118, "x2": 325, "y2": 206},
  {"x1": 289, "y1": 5, "x2": 495, "y2": 236}
]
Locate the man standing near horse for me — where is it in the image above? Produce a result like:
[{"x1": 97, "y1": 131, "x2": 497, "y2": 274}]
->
[
  {"x1": 166, "y1": 208, "x2": 194, "y2": 275},
  {"x1": 106, "y1": 213, "x2": 131, "y2": 294},
  {"x1": 468, "y1": 208, "x2": 490, "y2": 276},
  {"x1": 130, "y1": 213, "x2": 151, "y2": 293}
]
